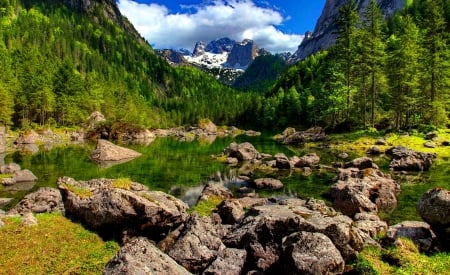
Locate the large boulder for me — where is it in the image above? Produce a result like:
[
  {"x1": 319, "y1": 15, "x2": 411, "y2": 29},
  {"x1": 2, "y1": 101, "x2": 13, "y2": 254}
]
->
[
  {"x1": 330, "y1": 167, "x2": 400, "y2": 217},
  {"x1": 91, "y1": 139, "x2": 141, "y2": 162},
  {"x1": 104, "y1": 237, "x2": 190, "y2": 275},
  {"x1": 168, "y1": 213, "x2": 227, "y2": 273},
  {"x1": 417, "y1": 188, "x2": 450, "y2": 250},
  {"x1": 274, "y1": 153, "x2": 291, "y2": 169},
  {"x1": 281, "y1": 231, "x2": 345, "y2": 275},
  {"x1": 0, "y1": 163, "x2": 21, "y2": 174},
  {"x1": 57, "y1": 177, "x2": 188, "y2": 239},
  {"x1": 294, "y1": 153, "x2": 321, "y2": 168},
  {"x1": 353, "y1": 213, "x2": 388, "y2": 239},
  {"x1": 12, "y1": 169, "x2": 38, "y2": 183},
  {"x1": 387, "y1": 146, "x2": 436, "y2": 171},
  {"x1": 203, "y1": 248, "x2": 247, "y2": 275},
  {"x1": 198, "y1": 119, "x2": 217, "y2": 134},
  {"x1": 384, "y1": 221, "x2": 439, "y2": 253},
  {"x1": 252, "y1": 178, "x2": 284, "y2": 190},
  {"x1": 344, "y1": 157, "x2": 378, "y2": 170},
  {"x1": 8, "y1": 187, "x2": 64, "y2": 215},
  {"x1": 223, "y1": 142, "x2": 260, "y2": 161},
  {"x1": 276, "y1": 127, "x2": 326, "y2": 145},
  {"x1": 224, "y1": 199, "x2": 370, "y2": 272},
  {"x1": 197, "y1": 182, "x2": 233, "y2": 203},
  {"x1": 217, "y1": 197, "x2": 268, "y2": 224}
]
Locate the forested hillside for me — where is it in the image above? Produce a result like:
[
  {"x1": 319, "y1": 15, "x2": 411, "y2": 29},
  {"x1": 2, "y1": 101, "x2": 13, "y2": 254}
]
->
[
  {"x1": 254, "y1": 0, "x2": 450, "y2": 130},
  {"x1": 0, "y1": 0, "x2": 253, "y2": 129}
]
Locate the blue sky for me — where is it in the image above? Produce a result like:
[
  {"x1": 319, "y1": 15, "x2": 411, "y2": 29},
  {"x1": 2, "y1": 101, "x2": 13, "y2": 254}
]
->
[{"x1": 117, "y1": 0, "x2": 326, "y2": 53}]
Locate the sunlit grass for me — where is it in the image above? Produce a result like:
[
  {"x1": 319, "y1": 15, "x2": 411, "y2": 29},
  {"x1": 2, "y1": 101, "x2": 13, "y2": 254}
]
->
[
  {"x1": 0, "y1": 213, "x2": 119, "y2": 275},
  {"x1": 354, "y1": 238, "x2": 450, "y2": 275},
  {"x1": 111, "y1": 177, "x2": 133, "y2": 190},
  {"x1": 188, "y1": 195, "x2": 223, "y2": 217}
]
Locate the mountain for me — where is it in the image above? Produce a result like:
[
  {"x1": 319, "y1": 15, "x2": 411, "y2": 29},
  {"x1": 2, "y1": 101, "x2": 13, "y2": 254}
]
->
[
  {"x1": 290, "y1": 0, "x2": 406, "y2": 62},
  {"x1": 0, "y1": 0, "x2": 254, "y2": 128}
]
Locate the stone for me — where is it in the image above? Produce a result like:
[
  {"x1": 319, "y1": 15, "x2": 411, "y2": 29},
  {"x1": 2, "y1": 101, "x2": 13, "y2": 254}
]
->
[
  {"x1": 425, "y1": 131, "x2": 438, "y2": 140},
  {"x1": 57, "y1": 177, "x2": 188, "y2": 239},
  {"x1": 8, "y1": 187, "x2": 64, "y2": 215},
  {"x1": 384, "y1": 221, "x2": 439, "y2": 253},
  {"x1": 281, "y1": 231, "x2": 345, "y2": 275},
  {"x1": 203, "y1": 248, "x2": 247, "y2": 275},
  {"x1": 104, "y1": 237, "x2": 190, "y2": 275},
  {"x1": 0, "y1": 198, "x2": 13, "y2": 208},
  {"x1": 387, "y1": 146, "x2": 436, "y2": 171},
  {"x1": 344, "y1": 157, "x2": 378, "y2": 170},
  {"x1": 21, "y1": 212, "x2": 38, "y2": 227},
  {"x1": 330, "y1": 168, "x2": 400, "y2": 216},
  {"x1": 252, "y1": 178, "x2": 283, "y2": 190},
  {"x1": 276, "y1": 127, "x2": 326, "y2": 145},
  {"x1": 338, "y1": 152, "x2": 349, "y2": 159},
  {"x1": 274, "y1": 153, "x2": 291, "y2": 169},
  {"x1": 294, "y1": 153, "x2": 320, "y2": 168},
  {"x1": 15, "y1": 130, "x2": 39, "y2": 144},
  {"x1": 198, "y1": 119, "x2": 217, "y2": 134},
  {"x1": 217, "y1": 197, "x2": 268, "y2": 224},
  {"x1": 0, "y1": 163, "x2": 21, "y2": 174},
  {"x1": 367, "y1": 146, "x2": 381, "y2": 155},
  {"x1": 168, "y1": 213, "x2": 227, "y2": 273},
  {"x1": 225, "y1": 157, "x2": 239, "y2": 166},
  {"x1": 354, "y1": 213, "x2": 388, "y2": 239},
  {"x1": 376, "y1": 138, "x2": 388, "y2": 146},
  {"x1": 12, "y1": 169, "x2": 38, "y2": 182},
  {"x1": 197, "y1": 182, "x2": 233, "y2": 203},
  {"x1": 424, "y1": 141, "x2": 436, "y2": 148},
  {"x1": 91, "y1": 139, "x2": 142, "y2": 162},
  {"x1": 223, "y1": 142, "x2": 260, "y2": 161}
]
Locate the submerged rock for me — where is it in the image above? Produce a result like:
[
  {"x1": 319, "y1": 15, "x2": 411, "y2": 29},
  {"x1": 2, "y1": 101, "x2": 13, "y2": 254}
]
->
[
  {"x1": 252, "y1": 178, "x2": 284, "y2": 190},
  {"x1": 91, "y1": 139, "x2": 141, "y2": 163},
  {"x1": 104, "y1": 237, "x2": 190, "y2": 275}
]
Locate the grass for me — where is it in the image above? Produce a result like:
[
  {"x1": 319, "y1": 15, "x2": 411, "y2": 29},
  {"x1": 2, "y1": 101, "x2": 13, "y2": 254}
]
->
[
  {"x1": 0, "y1": 174, "x2": 13, "y2": 180},
  {"x1": 0, "y1": 213, "x2": 119, "y2": 275},
  {"x1": 111, "y1": 178, "x2": 133, "y2": 190},
  {"x1": 60, "y1": 182, "x2": 93, "y2": 198},
  {"x1": 188, "y1": 195, "x2": 223, "y2": 217},
  {"x1": 354, "y1": 238, "x2": 450, "y2": 275}
]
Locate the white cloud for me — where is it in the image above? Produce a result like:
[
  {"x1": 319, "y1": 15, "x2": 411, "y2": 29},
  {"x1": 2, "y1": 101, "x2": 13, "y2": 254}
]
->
[{"x1": 117, "y1": 0, "x2": 303, "y2": 53}]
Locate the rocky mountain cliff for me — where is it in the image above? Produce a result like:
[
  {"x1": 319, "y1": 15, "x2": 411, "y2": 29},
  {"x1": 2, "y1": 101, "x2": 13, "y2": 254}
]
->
[{"x1": 290, "y1": 0, "x2": 406, "y2": 62}]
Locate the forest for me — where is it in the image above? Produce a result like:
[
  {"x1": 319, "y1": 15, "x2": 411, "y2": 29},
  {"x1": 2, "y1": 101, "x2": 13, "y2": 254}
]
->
[{"x1": 0, "y1": 0, "x2": 449, "y2": 132}]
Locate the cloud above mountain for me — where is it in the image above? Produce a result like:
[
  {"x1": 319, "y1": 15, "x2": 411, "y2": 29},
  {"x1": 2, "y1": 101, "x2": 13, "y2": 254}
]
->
[{"x1": 117, "y1": 0, "x2": 303, "y2": 53}]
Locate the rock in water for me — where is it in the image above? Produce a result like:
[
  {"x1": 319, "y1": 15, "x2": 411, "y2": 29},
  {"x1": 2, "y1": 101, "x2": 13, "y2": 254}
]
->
[
  {"x1": 8, "y1": 187, "x2": 64, "y2": 215},
  {"x1": 91, "y1": 139, "x2": 141, "y2": 162},
  {"x1": 104, "y1": 237, "x2": 190, "y2": 275}
]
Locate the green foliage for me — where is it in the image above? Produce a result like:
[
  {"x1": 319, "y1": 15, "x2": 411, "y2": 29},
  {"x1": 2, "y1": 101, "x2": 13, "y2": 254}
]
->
[
  {"x1": 189, "y1": 195, "x2": 223, "y2": 217},
  {"x1": 0, "y1": 213, "x2": 119, "y2": 274}
]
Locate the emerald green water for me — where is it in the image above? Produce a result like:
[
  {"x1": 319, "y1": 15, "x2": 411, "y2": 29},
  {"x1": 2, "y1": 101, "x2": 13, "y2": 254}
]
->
[{"x1": 2, "y1": 134, "x2": 449, "y2": 224}]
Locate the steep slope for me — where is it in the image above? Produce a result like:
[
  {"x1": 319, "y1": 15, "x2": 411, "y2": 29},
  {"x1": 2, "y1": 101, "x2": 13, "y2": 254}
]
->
[
  {"x1": 0, "y1": 0, "x2": 253, "y2": 128},
  {"x1": 290, "y1": 0, "x2": 406, "y2": 62}
]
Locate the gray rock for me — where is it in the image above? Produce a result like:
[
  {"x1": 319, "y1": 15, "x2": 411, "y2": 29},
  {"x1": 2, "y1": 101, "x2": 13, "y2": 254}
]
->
[
  {"x1": 252, "y1": 178, "x2": 283, "y2": 190},
  {"x1": 425, "y1": 131, "x2": 438, "y2": 140},
  {"x1": 15, "y1": 130, "x2": 39, "y2": 144},
  {"x1": 338, "y1": 152, "x2": 349, "y2": 159},
  {"x1": 281, "y1": 231, "x2": 345, "y2": 275},
  {"x1": 21, "y1": 212, "x2": 38, "y2": 227},
  {"x1": 12, "y1": 169, "x2": 38, "y2": 183},
  {"x1": 223, "y1": 142, "x2": 260, "y2": 161},
  {"x1": 203, "y1": 248, "x2": 247, "y2": 275},
  {"x1": 385, "y1": 221, "x2": 439, "y2": 253},
  {"x1": 197, "y1": 182, "x2": 233, "y2": 203},
  {"x1": 91, "y1": 139, "x2": 142, "y2": 162},
  {"x1": 424, "y1": 141, "x2": 436, "y2": 148},
  {"x1": 104, "y1": 237, "x2": 191, "y2": 275},
  {"x1": 0, "y1": 163, "x2": 21, "y2": 174},
  {"x1": 345, "y1": 157, "x2": 378, "y2": 170},
  {"x1": 367, "y1": 146, "x2": 382, "y2": 155},
  {"x1": 274, "y1": 153, "x2": 291, "y2": 169},
  {"x1": 0, "y1": 198, "x2": 13, "y2": 208},
  {"x1": 57, "y1": 177, "x2": 188, "y2": 239},
  {"x1": 225, "y1": 157, "x2": 239, "y2": 166},
  {"x1": 294, "y1": 153, "x2": 320, "y2": 168},
  {"x1": 217, "y1": 197, "x2": 268, "y2": 224},
  {"x1": 330, "y1": 168, "x2": 400, "y2": 216},
  {"x1": 8, "y1": 187, "x2": 64, "y2": 215},
  {"x1": 376, "y1": 138, "x2": 388, "y2": 146},
  {"x1": 168, "y1": 213, "x2": 227, "y2": 273},
  {"x1": 387, "y1": 146, "x2": 436, "y2": 171},
  {"x1": 276, "y1": 127, "x2": 326, "y2": 145},
  {"x1": 354, "y1": 213, "x2": 388, "y2": 239}
]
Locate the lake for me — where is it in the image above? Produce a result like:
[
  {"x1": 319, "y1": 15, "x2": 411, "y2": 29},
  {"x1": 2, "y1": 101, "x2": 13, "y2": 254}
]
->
[{"x1": 2, "y1": 133, "x2": 449, "y2": 224}]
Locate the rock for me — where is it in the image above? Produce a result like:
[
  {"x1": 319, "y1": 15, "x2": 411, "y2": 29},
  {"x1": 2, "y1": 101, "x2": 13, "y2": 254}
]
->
[
  {"x1": 0, "y1": 163, "x2": 21, "y2": 174},
  {"x1": 376, "y1": 138, "x2": 388, "y2": 146},
  {"x1": 15, "y1": 130, "x2": 39, "y2": 144},
  {"x1": 12, "y1": 169, "x2": 38, "y2": 182},
  {"x1": 197, "y1": 182, "x2": 233, "y2": 203},
  {"x1": 330, "y1": 168, "x2": 400, "y2": 216},
  {"x1": 345, "y1": 157, "x2": 378, "y2": 170},
  {"x1": 223, "y1": 142, "x2": 260, "y2": 161},
  {"x1": 387, "y1": 146, "x2": 436, "y2": 171},
  {"x1": 384, "y1": 221, "x2": 439, "y2": 253},
  {"x1": 338, "y1": 152, "x2": 349, "y2": 159},
  {"x1": 281, "y1": 231, "x2": 345, "y2": 275},
  {"x1": 203, "y1": 248, "x2": 247, "y2": 275},
  {"x1": 424, "y1": 141, "x2": 436, "y2": 148},
  {"x1": 224, "y1": 201, "x2": 369, "y2": 271},
  {"x1": 91, "y1": 139, "x2": 142, "y2": 162},
  {"x1": 417, "y1": 188, "x2": 450, "y2": 250},
  {"x1": 8, "y1": 187, "x2": 64, "y2": 215},
  {"x1": 70, "y1": 131, "x2": 85, "y2": 141},
  {"x1": 217, "y1": 197, "x2": 268, "y2": 224},
  {"x1": 425, "y1": 131, "x2": 438, "y2": 140},
  {"x1": 252, "y1": 178, "x2": 283, "y2": 190},
  {"x1": 442, "y1": 140, "x2": 450, "y2": 146},
  {"x1": 131, "y1": 129, "x2": 156, "y2": 140},
  {"x1": 168, "y1": 213, "x2": 227, "y2": 273},
  {"x1": 276, "y1": 127, "x2": 326, "y2": 145},
  {"x1": 1, "y1": 177, "x2": 15, "y2": 185},
  {"x1": 104, "y1": 237, "x2": 190, "y2": 275},
  {"x1": 198, "y1": 119, "x2": 217, "y2": 134},
  {"x1": 294, "y1": 153, "x2": 320, "y2": 168},
  {"x1": 57, "y1": 177, "x2": 188, "y2": 239},
  {"x1": 225, "y1": 157, "x2": 238, "y2": 166},
  {"x1": 367, "y1": 146, "x2": 381, "y2": 155},
  {"x1": 244, "y1": 130, "x2": 261, "y2": 137},
  {"x1": 21, "y1": 212, "x2": 38, "y2": 227},
  {"x1": 354, "y1": 213, "x2": 388, "y2": 239},
  {"x1": 86, "y1": 111, "x2": 106, "y2": 129},
  {"x1": 274, "y1": 153, "x2": 291, "y2": 169}
]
